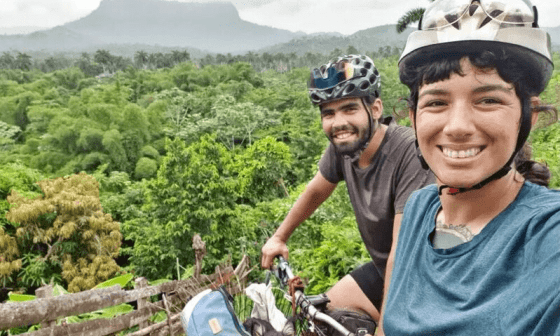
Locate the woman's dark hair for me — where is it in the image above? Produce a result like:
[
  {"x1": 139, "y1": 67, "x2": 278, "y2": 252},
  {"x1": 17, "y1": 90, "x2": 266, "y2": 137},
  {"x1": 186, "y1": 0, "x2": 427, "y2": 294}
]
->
[{"x1": 400, "y1": 48, "x2": 558, "y2": 188}]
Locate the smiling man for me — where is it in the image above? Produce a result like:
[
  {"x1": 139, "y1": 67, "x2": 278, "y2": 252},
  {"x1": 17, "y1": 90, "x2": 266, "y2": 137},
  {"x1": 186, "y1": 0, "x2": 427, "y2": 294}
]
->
[{"x1": 261, "y1": 55, "x2": 434, "y2": 322}]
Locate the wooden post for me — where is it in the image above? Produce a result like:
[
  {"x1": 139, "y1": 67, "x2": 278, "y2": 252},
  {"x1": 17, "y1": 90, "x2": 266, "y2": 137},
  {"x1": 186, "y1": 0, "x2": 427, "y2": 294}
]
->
[
  {"x1": 135, "y1": 277, "x2": 149, "y2": 330},
  {"x1": 162, "y1": 294, "x2": 174, "y2": 336},
  {"x1": 35, "y1": 285, "x2": 56, "y2": 329},
  {"x1": 192, "y1": 234, "x2": 206, "y2": 280}
]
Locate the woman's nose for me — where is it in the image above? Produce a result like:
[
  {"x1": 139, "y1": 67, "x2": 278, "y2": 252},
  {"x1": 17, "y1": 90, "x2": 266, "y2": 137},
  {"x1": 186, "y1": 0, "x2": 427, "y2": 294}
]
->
[{"x1": 443, "y1": 103, "x2": 476, "y2": 139}]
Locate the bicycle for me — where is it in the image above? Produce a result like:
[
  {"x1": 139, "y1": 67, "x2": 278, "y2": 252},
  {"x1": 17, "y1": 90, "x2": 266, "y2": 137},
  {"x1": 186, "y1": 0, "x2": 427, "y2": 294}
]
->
[{"x1": 261, "y1": 256, "x2": 377, "y2": 336}]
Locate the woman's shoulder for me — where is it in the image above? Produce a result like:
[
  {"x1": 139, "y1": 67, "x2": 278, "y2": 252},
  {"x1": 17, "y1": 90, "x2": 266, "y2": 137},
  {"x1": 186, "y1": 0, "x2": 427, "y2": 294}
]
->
[
  {"x1": 404, "y1": 184, "x2": 439, "y2": 210},
  {"x1": 518, "y1": 181, "x2": 560, "y2": 211}
]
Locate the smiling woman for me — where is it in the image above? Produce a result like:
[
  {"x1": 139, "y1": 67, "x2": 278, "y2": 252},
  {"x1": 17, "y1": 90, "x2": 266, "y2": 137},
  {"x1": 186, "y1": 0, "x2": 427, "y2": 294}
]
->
[{"x1": 380, "y1": 0, "x2": 560, "y2": 335}]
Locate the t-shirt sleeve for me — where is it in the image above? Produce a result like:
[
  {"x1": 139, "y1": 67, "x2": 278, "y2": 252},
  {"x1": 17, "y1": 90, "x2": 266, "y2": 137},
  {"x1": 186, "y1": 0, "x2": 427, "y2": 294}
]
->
[
  {"x1": 318, "y1": 143, "x2": 344, "y2": 184},
  {"x1": 393, "y1": 137, "x2": 435, "y2": 214}
]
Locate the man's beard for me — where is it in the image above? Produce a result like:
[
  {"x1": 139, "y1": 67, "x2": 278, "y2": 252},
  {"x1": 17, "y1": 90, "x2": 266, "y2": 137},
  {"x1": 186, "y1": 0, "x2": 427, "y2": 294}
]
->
[{"x1": 328, "y1": 123, "x2": 371, "y2": 155}]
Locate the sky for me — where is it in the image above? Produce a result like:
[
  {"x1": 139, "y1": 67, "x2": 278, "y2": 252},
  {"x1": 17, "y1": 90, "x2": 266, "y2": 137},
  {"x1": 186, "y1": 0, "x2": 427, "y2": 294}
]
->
[{"x1": 1, "y1": 0, "x2": 559, "y2": 36}]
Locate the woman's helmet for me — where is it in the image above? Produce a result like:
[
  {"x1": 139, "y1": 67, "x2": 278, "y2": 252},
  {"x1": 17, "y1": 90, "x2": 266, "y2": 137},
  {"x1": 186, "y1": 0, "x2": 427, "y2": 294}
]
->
[
  {"x1": 308, "y1": 55, "x2": 380, "y2": 105},
  {"x1": 398, "y1": 0, "x2": 554, "y2": 195},
  {"x1": 399, "y1": 0, "x2": 553, "y2": 95}
]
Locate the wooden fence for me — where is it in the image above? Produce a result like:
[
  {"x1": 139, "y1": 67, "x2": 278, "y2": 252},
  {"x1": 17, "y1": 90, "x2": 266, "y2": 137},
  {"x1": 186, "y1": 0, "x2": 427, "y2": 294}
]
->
[{"x1": 0, "y1": 255, "x2": 252, "y2": 336}]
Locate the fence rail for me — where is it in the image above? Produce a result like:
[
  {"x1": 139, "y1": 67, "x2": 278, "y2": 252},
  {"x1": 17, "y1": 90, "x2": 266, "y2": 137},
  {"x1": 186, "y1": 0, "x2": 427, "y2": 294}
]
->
[{"x1": 1, "y1": 253, "x2": 252, "y2": 336}]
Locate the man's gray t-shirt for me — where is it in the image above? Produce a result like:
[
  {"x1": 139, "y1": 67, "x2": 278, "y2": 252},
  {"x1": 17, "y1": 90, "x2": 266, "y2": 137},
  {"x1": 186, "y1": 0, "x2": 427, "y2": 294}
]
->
[{"x1": 319, "y1": 121, "x2": 434, "y2": 277}]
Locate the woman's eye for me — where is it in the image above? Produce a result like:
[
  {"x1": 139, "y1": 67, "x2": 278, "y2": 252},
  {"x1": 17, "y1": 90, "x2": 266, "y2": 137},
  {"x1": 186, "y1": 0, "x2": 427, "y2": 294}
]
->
[
  {"x1": 479, "y1": 97, "x2": 501, "y2": 105},
  {"x1": 422, "y1": 100, "x2": 446, "y2": 108}
]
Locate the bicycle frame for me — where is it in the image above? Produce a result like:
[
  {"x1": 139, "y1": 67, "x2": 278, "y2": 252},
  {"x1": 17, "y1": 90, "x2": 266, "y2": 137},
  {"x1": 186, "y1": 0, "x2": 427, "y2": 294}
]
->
[{"x1": 272, "y1": 256, "x2": 361, "y2": 336}]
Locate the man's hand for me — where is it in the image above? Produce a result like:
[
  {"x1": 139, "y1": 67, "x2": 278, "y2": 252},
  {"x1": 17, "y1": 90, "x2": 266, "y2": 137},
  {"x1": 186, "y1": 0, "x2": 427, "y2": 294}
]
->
[{"x1": 261, "y1": 235, "x2": 289, "y2": 269}]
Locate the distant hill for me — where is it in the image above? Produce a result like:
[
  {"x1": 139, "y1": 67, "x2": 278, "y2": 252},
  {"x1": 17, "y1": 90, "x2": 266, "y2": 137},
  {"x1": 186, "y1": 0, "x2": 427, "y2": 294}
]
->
[
  {"x1": 264, "y1": 24, "x2": 560, "y2": 56},
  {"x1": 0, "y1": 26, "x2": 48, "y2": 35},
  {"x1": 0, "y1": 0, "x2": 303, "y2": 54},
  {"x1": 259, "y1": 25, "x2": 416, "y2": 55}
]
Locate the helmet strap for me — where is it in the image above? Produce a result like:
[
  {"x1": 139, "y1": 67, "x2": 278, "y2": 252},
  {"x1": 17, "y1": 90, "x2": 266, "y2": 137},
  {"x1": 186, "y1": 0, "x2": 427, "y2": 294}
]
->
[{"x1": 414, "y1": 140, "x2": 430, "y2": 170}]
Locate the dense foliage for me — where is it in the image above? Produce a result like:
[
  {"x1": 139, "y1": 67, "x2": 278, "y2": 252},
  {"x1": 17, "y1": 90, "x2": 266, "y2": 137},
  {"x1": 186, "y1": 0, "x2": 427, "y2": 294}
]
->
[
  {"x1": 0, "y1": 50, "x2": 558, "y2": 302},
  {"x1": 5, "y1": 173, "x2": 121, "y2": 293}
]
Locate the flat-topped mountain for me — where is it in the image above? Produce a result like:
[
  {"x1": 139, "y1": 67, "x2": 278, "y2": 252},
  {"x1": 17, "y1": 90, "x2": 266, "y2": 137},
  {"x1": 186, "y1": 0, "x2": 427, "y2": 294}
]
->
[{"x1": 0, "y1": 0, "x2": 303, "y2": 54}]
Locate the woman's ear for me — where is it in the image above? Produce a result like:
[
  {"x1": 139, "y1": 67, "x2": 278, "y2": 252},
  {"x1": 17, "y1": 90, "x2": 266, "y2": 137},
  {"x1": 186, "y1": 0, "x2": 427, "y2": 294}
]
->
[
  {"x1": 530, "y1": 96, "x2": 541, "y2": 127},
  {"x1": 408, "y1": 109, "x2": 416, "y2": 129}
]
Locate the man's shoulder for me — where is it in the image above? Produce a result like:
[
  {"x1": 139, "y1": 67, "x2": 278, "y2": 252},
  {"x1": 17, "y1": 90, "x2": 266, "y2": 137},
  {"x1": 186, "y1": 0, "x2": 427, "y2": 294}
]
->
[{"x1": 384, "y1": 124, "x2": 417, "y2": 150}]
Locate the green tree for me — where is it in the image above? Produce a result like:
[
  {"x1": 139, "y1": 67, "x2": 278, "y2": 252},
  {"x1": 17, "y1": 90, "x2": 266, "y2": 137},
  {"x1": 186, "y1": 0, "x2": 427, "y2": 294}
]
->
[
  {"x1": 0, "y1": 121, "x2": 21, "y2": 149},
  {"x1": 102, "y1": 129, "x2": 129, "y2": 172},
  {"x1": 211, "y1": 95, "x2": 280, "y2": 148},
  {"x1": 134, "y1": 50, "x2": 148, "y2": 69},
  {"x1": 0, "y1": 52, "x2": 15, "y2": 69},
  {"x1": 233, "y1": 136, "x2": 292, "y2": 202},
  {"x1": 94, "y1": 49, "x2": 114, "y2": 73},
  {"x1": 15, "y1": 52, "x2": 32, "y2": 71},
  {"x1": 124, "y1": 135, "x2": 239, "y2": 279}
]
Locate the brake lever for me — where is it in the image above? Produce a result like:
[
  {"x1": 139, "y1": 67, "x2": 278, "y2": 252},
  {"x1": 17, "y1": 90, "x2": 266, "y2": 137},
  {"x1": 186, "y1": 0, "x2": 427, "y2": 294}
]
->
[{"x1": 272, "y1": 255, "x2": 292, "y2": 287}]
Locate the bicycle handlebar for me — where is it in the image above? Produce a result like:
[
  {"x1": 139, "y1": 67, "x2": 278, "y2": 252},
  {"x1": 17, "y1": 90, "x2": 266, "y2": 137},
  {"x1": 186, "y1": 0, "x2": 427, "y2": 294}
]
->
[{"x1": 272, "y1": 256, "x2": 357, "y2": 336}]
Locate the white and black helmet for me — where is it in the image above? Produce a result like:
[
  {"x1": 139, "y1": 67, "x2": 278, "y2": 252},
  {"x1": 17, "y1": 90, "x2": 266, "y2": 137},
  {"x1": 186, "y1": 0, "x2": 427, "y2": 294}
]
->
[
  {"x1": 308, "y1": 55, "x2": 381, "y2": 105},
  {"x1": 399, "y1": 0, "x2": 553, "y2": 95}
]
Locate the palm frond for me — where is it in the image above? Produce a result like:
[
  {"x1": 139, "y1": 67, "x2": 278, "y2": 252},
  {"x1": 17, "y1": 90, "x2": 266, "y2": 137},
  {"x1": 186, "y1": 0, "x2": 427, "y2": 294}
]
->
[{"x1": 396, "y1": 7, "x2": 426, "y2": 33}]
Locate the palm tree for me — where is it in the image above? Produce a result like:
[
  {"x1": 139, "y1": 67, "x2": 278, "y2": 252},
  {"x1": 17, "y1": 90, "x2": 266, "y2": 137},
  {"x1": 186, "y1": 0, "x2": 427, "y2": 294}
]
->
[
  {"x1": 15, "y1": 52, "x2": 32, "y2": 71},
  {"x1": 134, "y1": 50, "x2": 148, "y2": 69},
  {"x1": 396, "y1": 0, "x2": 435, "y2": 34}
]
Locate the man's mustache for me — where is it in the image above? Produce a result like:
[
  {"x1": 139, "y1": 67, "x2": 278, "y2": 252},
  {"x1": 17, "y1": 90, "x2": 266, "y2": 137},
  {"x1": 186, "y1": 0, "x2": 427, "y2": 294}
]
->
[{"x1": 329, "y1": 125, "x2": 358, "y2": 138}]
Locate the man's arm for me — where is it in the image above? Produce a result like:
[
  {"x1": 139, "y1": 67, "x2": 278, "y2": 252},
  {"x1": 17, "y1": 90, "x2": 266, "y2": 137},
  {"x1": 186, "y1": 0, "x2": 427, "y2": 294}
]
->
[
  {"x1": 377, "y1": 213, "x2": 403, "y2": 335},
  {"x1": 261, "y1": 171, "x2": 337, "y2": 268}
]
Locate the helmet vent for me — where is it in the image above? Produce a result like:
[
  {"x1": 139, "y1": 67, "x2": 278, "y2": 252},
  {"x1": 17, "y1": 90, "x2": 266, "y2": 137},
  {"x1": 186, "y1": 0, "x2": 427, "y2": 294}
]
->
[
  {"x1": 369, "y1": 75, "x2": 377, "y2": 83},
  {"x1": 359, "y1": 81, "x2": 370, "y2": 90},
  {"x1": 345, "y1": 83, "x2": 356, "y2": 94},
  {"x1": 364, "y1": 62, "x2": 372, "y2": 69}
]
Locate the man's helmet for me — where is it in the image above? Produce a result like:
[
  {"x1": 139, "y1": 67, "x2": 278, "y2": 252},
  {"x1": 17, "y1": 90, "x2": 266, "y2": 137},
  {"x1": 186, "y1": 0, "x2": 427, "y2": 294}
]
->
[
  {"x1": 398, "y1": 0, "x2": 554, "y2": 195},
  {"x1": 308, "y1": 55, "x2": 380, "y2": 105}
]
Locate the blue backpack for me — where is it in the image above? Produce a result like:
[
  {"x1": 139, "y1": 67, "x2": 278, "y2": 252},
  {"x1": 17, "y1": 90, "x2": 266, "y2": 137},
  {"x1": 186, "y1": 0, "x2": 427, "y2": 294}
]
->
[{"x1": 181, "y1": 286, "x2": 251, "y2": 336}]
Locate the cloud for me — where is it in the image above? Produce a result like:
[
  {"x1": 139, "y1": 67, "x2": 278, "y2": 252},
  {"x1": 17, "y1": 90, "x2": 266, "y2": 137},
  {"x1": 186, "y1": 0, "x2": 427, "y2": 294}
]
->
[
  {"x1": 238, "y1": 0, "x2": 425, "y2": 35},
  {"x1": 0, "y1": 0, "x2": 101, "y2": 27}
]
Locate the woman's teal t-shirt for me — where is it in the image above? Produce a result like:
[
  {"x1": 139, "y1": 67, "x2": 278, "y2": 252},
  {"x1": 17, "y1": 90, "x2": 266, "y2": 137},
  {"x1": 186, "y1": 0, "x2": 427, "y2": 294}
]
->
[{"x1": 383, "y1": 181, "x2": 560, "y2": 335}]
